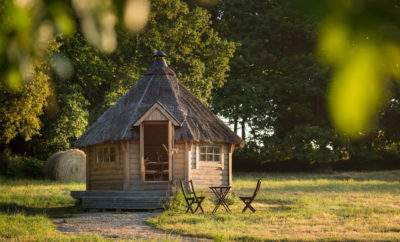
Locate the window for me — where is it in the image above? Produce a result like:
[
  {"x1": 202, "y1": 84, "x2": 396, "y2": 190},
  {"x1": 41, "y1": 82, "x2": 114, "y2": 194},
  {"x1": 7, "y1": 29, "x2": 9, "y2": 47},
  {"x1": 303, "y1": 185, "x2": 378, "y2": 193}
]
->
[
  {"x1": 199, "y1": 145, "x2": 220, "y2": 162},
  {"x1": 96, "y1": 146, "x2": 117, "y2": 163}
]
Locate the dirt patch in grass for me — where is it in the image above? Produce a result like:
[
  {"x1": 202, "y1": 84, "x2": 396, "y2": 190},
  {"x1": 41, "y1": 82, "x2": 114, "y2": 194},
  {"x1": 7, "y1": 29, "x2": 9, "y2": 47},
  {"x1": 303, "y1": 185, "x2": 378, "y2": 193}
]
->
[{"x1": 54, "y1": 211, "x2": 210, "y2": 241}]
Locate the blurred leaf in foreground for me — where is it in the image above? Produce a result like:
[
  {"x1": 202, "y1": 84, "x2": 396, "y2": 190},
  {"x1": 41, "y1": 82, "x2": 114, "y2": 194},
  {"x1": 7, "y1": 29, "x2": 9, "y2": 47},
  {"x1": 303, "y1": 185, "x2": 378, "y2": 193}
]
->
[
  {"x1": 315, "y1": 0, "x2": 400, "y2": 137},
  {"x1": 0, "y1": 0, "x2": 150, "y2": 91}
]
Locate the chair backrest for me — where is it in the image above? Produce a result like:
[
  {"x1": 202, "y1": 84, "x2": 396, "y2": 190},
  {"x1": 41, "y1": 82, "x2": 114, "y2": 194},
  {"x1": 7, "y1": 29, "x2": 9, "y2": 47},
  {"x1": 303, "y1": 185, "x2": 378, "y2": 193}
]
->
[
  {"x1": 251, "y1": 179, "x2": 262, "y2": 199},
  {"x1": 180, "y1": 180, "x2": 197, "y2": 199}
]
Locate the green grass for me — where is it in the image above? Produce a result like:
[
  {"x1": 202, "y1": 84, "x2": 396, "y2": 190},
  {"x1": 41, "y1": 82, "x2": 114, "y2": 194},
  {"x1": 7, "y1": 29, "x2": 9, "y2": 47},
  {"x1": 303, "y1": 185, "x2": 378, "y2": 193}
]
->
[
  {"x1": 1, "y1": 171, "x2": 400, "y2": 241},
  {"x1": 149, "y1": 170, "x2": 400, "y2": 241},
  {"x1": 0, "y1": 177, "x2": 104, "y2": 241}
]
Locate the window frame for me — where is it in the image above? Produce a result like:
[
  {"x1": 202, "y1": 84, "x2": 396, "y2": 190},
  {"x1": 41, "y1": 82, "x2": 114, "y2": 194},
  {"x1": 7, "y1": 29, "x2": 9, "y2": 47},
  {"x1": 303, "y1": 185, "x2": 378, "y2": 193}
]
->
[
  {"x1": 198, "y1": 144, "x2": 222, "y2": 163},
  {"x1": 96, "y1": 145, "x2": 118, "y2": 164}
]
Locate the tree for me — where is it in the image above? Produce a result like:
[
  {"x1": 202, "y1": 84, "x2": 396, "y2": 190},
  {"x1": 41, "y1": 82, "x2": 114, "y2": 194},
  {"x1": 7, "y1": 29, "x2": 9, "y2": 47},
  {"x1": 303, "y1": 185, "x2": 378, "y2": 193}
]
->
[
  {"x1": 22, "y1": 0, "x2": 235, "y2": 159},
  {"x1": 211, "y1": 0, "x2": 344, "y2": 163},
  {"x1": 0, "y1": 56, "x2": 51, "y2": 145},
  {"x1": 60, "y1": 0, "x2": 235, "y2": 121}
]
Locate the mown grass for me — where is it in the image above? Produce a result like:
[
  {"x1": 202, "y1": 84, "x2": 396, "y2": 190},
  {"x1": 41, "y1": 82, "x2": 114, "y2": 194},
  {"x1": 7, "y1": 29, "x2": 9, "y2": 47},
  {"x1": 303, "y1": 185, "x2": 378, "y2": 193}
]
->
[
  {"x1": 0, "y1": 177, "x2": 104, "y2": 241},
  {"x1": 149, "y1": 170, "x2": 400, "y2": 241}
]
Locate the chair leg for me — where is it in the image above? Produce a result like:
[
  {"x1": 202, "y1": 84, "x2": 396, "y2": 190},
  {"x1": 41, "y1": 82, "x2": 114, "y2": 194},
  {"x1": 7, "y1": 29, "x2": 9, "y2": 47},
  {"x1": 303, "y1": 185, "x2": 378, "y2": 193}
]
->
[
  {"x1": 242, "y1": 204, "x2": 248, "y2": 213},
  {"x1": 197, "y1": 201, "x2": 205, "y2": 214},
  {"x1": 199, "y1": 205, "x2": 204, "y2": 214},
  {"x1": 186, "y1": 203, "x2": 194, "y2": 213},
  {"x1": 248, "y1": 204, "x2": 256, "y2": 213},
  {"x1": 242, "y1": 201, "x2": 255, "y2": 213}
]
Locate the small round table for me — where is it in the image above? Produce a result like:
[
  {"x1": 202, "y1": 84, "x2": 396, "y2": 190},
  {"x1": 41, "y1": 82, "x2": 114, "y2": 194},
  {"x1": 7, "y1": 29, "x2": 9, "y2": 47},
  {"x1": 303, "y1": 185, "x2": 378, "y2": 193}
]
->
[{"x1": 209, "y1": 186, "x2": 231, "y2": 214}]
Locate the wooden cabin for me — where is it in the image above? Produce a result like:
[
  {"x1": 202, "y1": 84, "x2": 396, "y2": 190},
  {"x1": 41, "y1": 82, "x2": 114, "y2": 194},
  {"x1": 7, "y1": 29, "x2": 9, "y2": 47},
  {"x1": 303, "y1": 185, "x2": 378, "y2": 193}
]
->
[{"x1": 71, "y1": 51, "x2": 242, "y2": 209}]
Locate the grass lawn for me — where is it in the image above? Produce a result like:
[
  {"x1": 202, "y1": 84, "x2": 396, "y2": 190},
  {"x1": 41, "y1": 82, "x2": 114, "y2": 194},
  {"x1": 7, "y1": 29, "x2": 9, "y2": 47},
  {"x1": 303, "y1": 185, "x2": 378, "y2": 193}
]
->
[
  {"x1": 0, "y1": 177, "x2": 104, "y2": 241},
  {"x1": 1, "y1": 171, "x2": 400, "y2": 241},
  {"x1": 149, "y1": 170, "x2": 400, "y2": 241}
]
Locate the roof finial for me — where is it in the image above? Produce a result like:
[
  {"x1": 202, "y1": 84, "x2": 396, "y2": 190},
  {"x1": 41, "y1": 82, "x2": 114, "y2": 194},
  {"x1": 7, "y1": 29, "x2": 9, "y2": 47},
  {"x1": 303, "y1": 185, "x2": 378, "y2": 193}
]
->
[
  {"x1": 153, "y1": 50, "x2": 167, "y2": 58},
  {"x1": 150, "y1": 50, "x2": 168, "y2": 69}
]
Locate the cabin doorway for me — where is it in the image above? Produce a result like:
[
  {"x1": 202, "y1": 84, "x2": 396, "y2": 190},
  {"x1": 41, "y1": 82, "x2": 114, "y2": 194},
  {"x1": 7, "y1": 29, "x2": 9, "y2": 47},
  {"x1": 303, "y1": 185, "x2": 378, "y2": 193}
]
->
[{"x1": 143, "y1": 121, "x2": 169, "y2": 181}]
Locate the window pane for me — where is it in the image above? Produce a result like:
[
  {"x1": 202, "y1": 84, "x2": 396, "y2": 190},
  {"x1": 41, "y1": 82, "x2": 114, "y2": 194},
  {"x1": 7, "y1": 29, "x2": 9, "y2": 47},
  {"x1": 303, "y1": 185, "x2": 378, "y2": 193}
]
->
[
  {"x1": 200, "y1": 154, "x2": 206, "y2": 161},
  {"x1": 110, "y1": 147, "x2": 116, "y2": 162},
  {"x1": 213, "y1": 147, "x2": 220, "y2": 154},
  {"x1": 98, "y1": 148, "x2": 104, "y2": 162},
  {"x1": 200, "y1": 146, "x2": 206, "y2": 153},
  {"x1": 206, "y1": 154, "x2": 213, "y2": 161},
  {"x1": 206, "y1": 146, "x2": 212, "y2": 153},
  {"x1": 104, "y1": 148, "x2": 109, "y2": 162},
  {"x1": 214, "y1": 154, "x2": 220, "y2": 162}
]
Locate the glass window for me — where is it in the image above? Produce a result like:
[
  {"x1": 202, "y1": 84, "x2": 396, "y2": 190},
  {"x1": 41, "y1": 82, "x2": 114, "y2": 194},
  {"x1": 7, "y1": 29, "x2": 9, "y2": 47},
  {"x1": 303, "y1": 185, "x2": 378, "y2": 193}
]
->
[
  {"x1": 109, "y1": 147, "x2": 116, "y2": 162},
  {"x1": 199, "y1": 145, "x2": 221, "y2": 162},
  {"x1": 97, "y1": 146, "x2": 117, "y2": 163}
]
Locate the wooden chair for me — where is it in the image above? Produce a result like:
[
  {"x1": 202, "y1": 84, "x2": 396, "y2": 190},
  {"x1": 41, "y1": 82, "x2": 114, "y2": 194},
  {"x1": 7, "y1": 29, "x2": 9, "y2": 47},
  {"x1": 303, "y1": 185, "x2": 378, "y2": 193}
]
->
[
  {"x1": 180, "y1": 180, "x2": 205, "y2": 214},
  {"x1": 239, "y1": 179, "x2": 261, "y2": 213}
]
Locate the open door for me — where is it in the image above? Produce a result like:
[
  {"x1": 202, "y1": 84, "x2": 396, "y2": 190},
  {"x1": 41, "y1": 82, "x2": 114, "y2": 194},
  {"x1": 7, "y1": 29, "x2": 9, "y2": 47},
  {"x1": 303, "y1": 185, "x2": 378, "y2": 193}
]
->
[{"x1": 143, "y1": 121, "x2": 169, "y2": 181}]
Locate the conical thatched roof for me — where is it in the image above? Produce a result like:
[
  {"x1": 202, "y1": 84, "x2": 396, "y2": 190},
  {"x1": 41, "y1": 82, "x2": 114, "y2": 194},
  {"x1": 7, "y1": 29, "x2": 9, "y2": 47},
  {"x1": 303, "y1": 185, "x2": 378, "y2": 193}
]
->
[{"x1": 75, "y1": 51, "x2": 242, "y2": 147}]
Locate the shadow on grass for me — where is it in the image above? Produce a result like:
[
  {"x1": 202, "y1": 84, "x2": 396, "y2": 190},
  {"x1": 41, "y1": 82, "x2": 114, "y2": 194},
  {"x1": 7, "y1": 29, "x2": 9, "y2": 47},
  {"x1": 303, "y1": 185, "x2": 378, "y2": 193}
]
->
[{"x1": 0, "y1": 202, "x2": 78, "y2": 218}]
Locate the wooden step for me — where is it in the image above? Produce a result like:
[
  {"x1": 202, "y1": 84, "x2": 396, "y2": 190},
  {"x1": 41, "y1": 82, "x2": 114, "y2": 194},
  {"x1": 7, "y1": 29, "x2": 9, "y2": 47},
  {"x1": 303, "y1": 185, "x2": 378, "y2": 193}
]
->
[
  {"x1": 81, "y1": 197, "x2": 165, "y2": 210},
  {"x1": 71, "y1": 190, "x2": 171, "y2": 210},
  {"x1": 71, "y1": 190, "x2": 170, "y2": 198}
]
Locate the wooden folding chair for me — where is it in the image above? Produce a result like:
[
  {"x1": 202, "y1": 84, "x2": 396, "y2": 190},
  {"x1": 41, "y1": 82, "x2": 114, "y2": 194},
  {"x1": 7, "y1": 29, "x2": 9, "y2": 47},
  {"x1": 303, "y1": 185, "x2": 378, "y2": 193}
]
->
[
  {"x1": 180, "y1": 180, "x2": 205, "y2": 214},
  {"x1": 239, "y1": 179, "x2": 261, "y2": 213}
]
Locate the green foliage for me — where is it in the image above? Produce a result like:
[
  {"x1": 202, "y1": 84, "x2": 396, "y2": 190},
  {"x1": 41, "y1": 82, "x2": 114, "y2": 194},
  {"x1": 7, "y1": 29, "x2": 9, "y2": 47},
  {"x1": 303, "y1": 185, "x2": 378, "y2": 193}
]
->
[
  {"x1": 162, "y1": 191, "x2": 187, "y2": 210},
  {"x1": 212, "y1": 0, "x2": 337, "y2": 163},
  {"x1": 308, "y1": 0, "x2": 400, "y2": 136},
  {"x1": 0, "y1": 59, "x2": 51, "y2": 144},
  {"x1": 0, "y1": 150, "x2": 44, "y2": 179},
  {"x1": 32, "y1": 82, "x2": 89, "y2": 160},
  {"x1": 58, "y1": 0, "x2": 235, "y2": 124},
  {"x1": 212, "y1": 0, "x2": 400, "y2": 168},
  {"x1": 113, "y1": 0, "x2": 236, "y2": 103}
]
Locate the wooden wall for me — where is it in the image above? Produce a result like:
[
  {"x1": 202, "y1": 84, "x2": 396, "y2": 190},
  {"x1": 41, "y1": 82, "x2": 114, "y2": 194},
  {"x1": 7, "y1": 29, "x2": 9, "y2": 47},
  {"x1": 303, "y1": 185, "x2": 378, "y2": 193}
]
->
[
  {"x1": 173, "y1": 142, "x2": 186, "y2": 181},
  {"x1": 189, "y1": 143, "x2": 230, "y2": 189},
  {"x1": 85, "y1": 140, "x2": 232, "y2": 191},
  {"x1": 86, "y1": 142, "x2": 124, "y2": 190},
  {"x1": 127, "y1": 140, "x2": 141, "y2": 189}
]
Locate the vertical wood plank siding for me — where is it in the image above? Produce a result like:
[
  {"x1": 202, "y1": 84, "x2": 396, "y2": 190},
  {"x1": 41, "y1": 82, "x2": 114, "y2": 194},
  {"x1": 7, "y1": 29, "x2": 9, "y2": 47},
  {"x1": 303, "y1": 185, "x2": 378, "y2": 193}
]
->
[{"x1": 173, "y1": 142, "x2": 186, "y2": 181}]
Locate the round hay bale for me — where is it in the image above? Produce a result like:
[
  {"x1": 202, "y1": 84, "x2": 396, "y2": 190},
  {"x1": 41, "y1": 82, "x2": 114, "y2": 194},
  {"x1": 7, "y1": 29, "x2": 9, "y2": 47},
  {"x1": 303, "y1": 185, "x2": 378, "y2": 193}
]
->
[{"x1": 44, "y1": 149, "x2": 86, "y2": 182}]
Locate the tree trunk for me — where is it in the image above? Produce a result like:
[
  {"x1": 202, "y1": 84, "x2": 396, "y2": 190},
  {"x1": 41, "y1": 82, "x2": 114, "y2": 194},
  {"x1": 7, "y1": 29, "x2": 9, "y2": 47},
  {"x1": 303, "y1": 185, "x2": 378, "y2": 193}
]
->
[
  {"x1": 241, "y1": 118, "x2": 246, "y2": 141},
  {"x1": 233, "y1": 117, "x2": 238, "y2": 135}
]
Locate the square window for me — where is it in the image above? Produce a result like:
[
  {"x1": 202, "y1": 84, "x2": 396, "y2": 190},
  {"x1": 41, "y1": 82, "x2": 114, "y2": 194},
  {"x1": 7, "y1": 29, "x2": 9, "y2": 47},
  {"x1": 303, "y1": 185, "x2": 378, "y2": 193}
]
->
[{"x1": 199, "y1": 144, "x2": 222, "y2": 162}]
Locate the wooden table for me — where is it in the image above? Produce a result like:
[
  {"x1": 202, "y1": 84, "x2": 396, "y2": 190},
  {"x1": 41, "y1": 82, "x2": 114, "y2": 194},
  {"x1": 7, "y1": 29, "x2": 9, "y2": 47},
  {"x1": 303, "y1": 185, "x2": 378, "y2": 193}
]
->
[{"x1": 209, "y1": 186, "x2": 231, "y2": 214}]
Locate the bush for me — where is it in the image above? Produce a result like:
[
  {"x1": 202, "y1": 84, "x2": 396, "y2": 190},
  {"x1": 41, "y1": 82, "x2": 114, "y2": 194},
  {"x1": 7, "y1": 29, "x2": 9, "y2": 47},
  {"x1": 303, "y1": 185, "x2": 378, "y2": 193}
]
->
[
  {"x1": 0, "y1": 150, "x2": 44, "y2": 179},
  {"x1": 233, "y1": 148, "x2": 400, "y2": 172},
  {"x1": 161, "y1": 191, "x2": 187, "y2": 210}
]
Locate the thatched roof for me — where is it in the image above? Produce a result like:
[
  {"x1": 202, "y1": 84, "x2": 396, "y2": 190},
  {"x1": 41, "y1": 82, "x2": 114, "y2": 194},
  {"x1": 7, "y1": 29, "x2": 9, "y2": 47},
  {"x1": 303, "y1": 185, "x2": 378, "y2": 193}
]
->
[{"x1": 75, "y1": 51, "x2": 242, "y2": 147}]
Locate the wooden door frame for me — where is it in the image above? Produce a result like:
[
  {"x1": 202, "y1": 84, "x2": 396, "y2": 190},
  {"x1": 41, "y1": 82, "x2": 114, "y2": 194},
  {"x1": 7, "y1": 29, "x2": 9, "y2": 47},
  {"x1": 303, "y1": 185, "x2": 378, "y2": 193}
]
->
[{"x1": 140, "y1": 120, "x2": 173, "y2": 183}]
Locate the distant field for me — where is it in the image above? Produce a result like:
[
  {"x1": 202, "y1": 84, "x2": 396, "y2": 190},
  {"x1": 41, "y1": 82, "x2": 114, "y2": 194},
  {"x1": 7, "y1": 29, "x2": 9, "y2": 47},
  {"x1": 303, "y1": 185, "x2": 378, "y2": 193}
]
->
[
  {"x1": 149, "y1": 170, "x2": 400, "y2": 241},
  {"x1": 1, "y1": 171, "x2": 400, "y2": 241}
]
